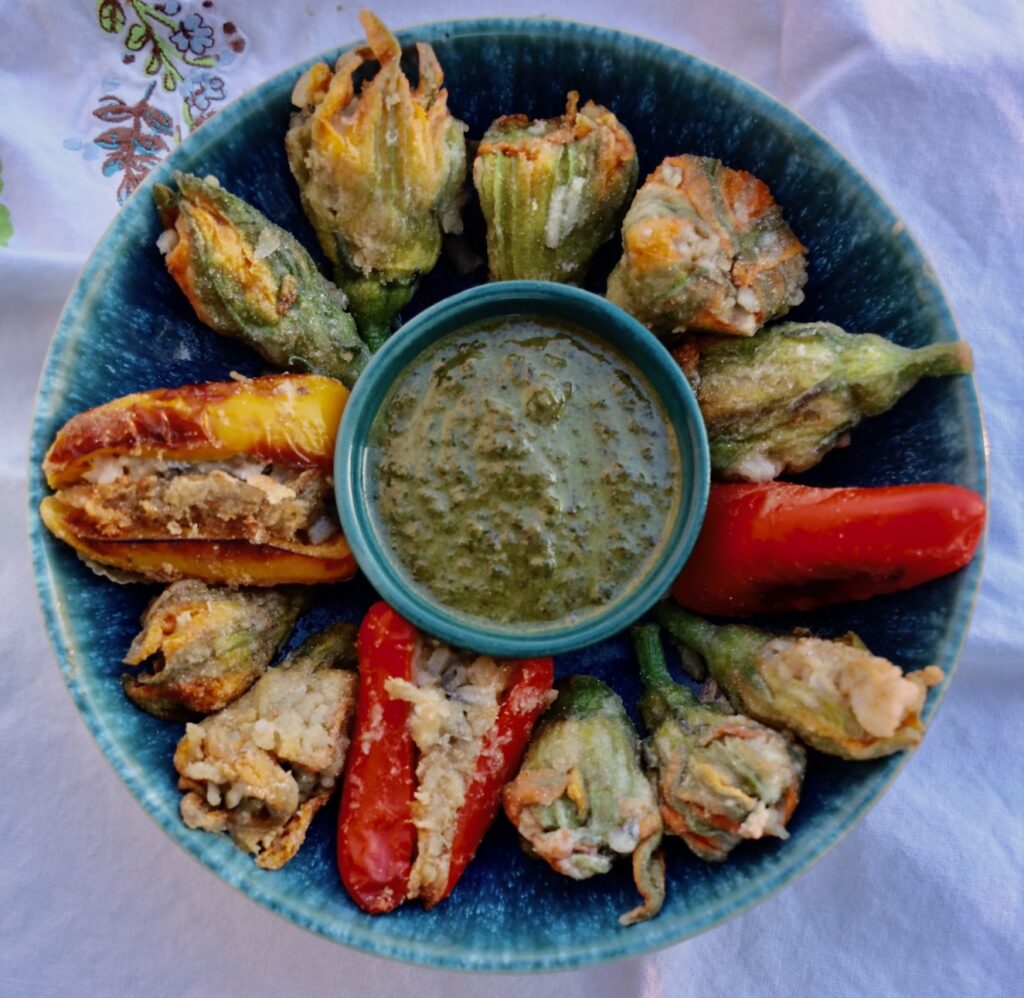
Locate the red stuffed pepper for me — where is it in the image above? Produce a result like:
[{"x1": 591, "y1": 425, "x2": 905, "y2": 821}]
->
[
  {"x1": 672, "y1": 481, "x2": 986, "y2": 616},
  {"x1": 337, "y1": 602, "x2": 555, "y2": 912}
]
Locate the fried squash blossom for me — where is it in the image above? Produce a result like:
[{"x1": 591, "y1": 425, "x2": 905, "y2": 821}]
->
[
  {"x1": 175, "y1": 623, "x2": 359, "y2": 869},
  {"x1": 657, "y1": 605, "x2": 944, "y2": 760},
  {"x1": 473, "y1": 91, "x2": 638, "y2": 283},
  {"x1": 504, "y1": 675, "x2": 665, "y2": 926},
  {"x1": 122, "y1": 581, "x2": 308, "y2": 720},
  {"x1": 688, "y1": 321, "x2": 974, "y2": 481},
  {"x1": 154, "y1": 172, "x2": 368, "y2": 388},
  {"x1": 608, "y1": 155, "x2": 807, "y2": 337},
  {"x1": 285, "y1": 10, "x2": 467, "y2": 349}
]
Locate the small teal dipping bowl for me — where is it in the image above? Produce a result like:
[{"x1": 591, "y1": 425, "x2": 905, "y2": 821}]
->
[{"x1": 334, "y1": 281, "x2": 710, "y2": 656}]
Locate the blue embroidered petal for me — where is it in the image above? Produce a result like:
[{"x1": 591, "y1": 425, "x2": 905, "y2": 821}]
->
[
  {"x1": 189, "y1": 24, "x2": 214, "y2": 56},
  {"x1": 170, "y1": 28, "x2": 190, "y2": 53}
]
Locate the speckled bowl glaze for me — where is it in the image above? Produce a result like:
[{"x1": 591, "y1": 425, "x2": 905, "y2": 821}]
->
[
  {"x1": 29, "y1": 19, "x2": 986, "y2": 973},
  {"x1": 335, "y1": 281, "x2": 710, "y2": 657}
]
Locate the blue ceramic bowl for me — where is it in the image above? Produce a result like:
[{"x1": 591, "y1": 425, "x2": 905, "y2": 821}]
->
[
  {"x1": 29, "y1": 18, "x2": 986, "y2": 972},
  {"x1": 335, "y1": 282, "x2": 710, "y2": 657}
]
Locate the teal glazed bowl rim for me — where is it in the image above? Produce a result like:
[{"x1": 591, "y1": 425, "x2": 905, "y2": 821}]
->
[{"x1": 334, "y1": 281, "x2": 711, "y2": 656}]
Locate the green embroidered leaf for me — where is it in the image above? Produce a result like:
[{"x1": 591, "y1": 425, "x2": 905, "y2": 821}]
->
[
  {"x1": 144, "y1": 51, "x2": 160, "y2": 76},
  {"x1": 125, "y1": 22, "x2": 148, "y2": 51},
  {"x1": 162, "y1": 69, "x2": 177, "y2": 93},
  {"x1": 0, "y1": 205, "x2": 12, "y2": 247},
  {"x1": 97, "y1": 0, "x2": 126, "y2": 34},
  {"x1": 188, "y1": 55, "x2": 217, "y2": 68}
]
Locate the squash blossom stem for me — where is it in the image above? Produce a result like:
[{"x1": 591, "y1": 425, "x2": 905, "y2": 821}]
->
[{"x1": 632, "y1": 622, "x2": 675, "y2": 690}]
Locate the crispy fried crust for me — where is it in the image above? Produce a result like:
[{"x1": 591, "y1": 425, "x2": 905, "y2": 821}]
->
[
  {"x1": 174, "y1": 624, "x2": 358, "y2": 867},
  {"x1": 121, "y1": 581, "x2": 307, "y2": 719},
  {"x1": 477, "y1": 93, "x2": 636, "y2": 190}
]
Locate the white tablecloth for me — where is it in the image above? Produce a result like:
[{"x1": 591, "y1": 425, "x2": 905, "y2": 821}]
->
[{"x1": 2, "y1": 1, "x2": 1022, "y2": 994}]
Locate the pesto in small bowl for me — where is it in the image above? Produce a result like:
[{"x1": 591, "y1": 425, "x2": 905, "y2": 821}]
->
[
  {"x1": 369, "y1": 317, "x2": 682, "y2": 624},
  {"x1": 335, "y1": 282, "x2": 709, "y2": 656}
]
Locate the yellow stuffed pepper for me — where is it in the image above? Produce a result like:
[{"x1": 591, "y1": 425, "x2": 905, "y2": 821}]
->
[{"x1": 40, "y1": 373, "x2": 356, "y2": 585}]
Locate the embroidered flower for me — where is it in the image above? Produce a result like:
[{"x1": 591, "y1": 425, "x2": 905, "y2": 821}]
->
[
  {"x1": 184, "y1": 70, "x2": 225, "y2": 112},
  {"x1": 170, "y1": 13, "x2": 214, "y2": 56},
  {"x1": 88, "y1": 2, "x2": 247, "y2": 198}
]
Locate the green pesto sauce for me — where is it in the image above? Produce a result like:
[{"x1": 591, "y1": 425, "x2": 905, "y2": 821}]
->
[{"x1": 368, "y1": 317, "x2": 682, "y2": 625}]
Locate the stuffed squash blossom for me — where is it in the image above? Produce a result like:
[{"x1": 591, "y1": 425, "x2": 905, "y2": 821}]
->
[{"x1": 285, "y1": 10, "x2": 467, "y2": 349}]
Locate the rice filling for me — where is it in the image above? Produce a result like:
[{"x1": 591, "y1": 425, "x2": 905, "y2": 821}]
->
[
  {"x1": 174, "y1": 632, "x2": 357, "y2": 869},
  {"x1": 48, "y1": 461, "x2": 338, "y2": 547},
  {"x1": 385, "y1": 641, "x2": 511, "y2": 904}
]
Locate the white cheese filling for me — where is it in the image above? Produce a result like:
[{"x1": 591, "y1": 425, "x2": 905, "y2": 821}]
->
[{"x1": 384, "y1": 641, "x2": 510, "y2": 901}]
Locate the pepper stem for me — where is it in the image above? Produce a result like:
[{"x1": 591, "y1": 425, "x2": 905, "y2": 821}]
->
[{"x1": 631, "y1": 623, "x2": 674, "y2": 690}]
